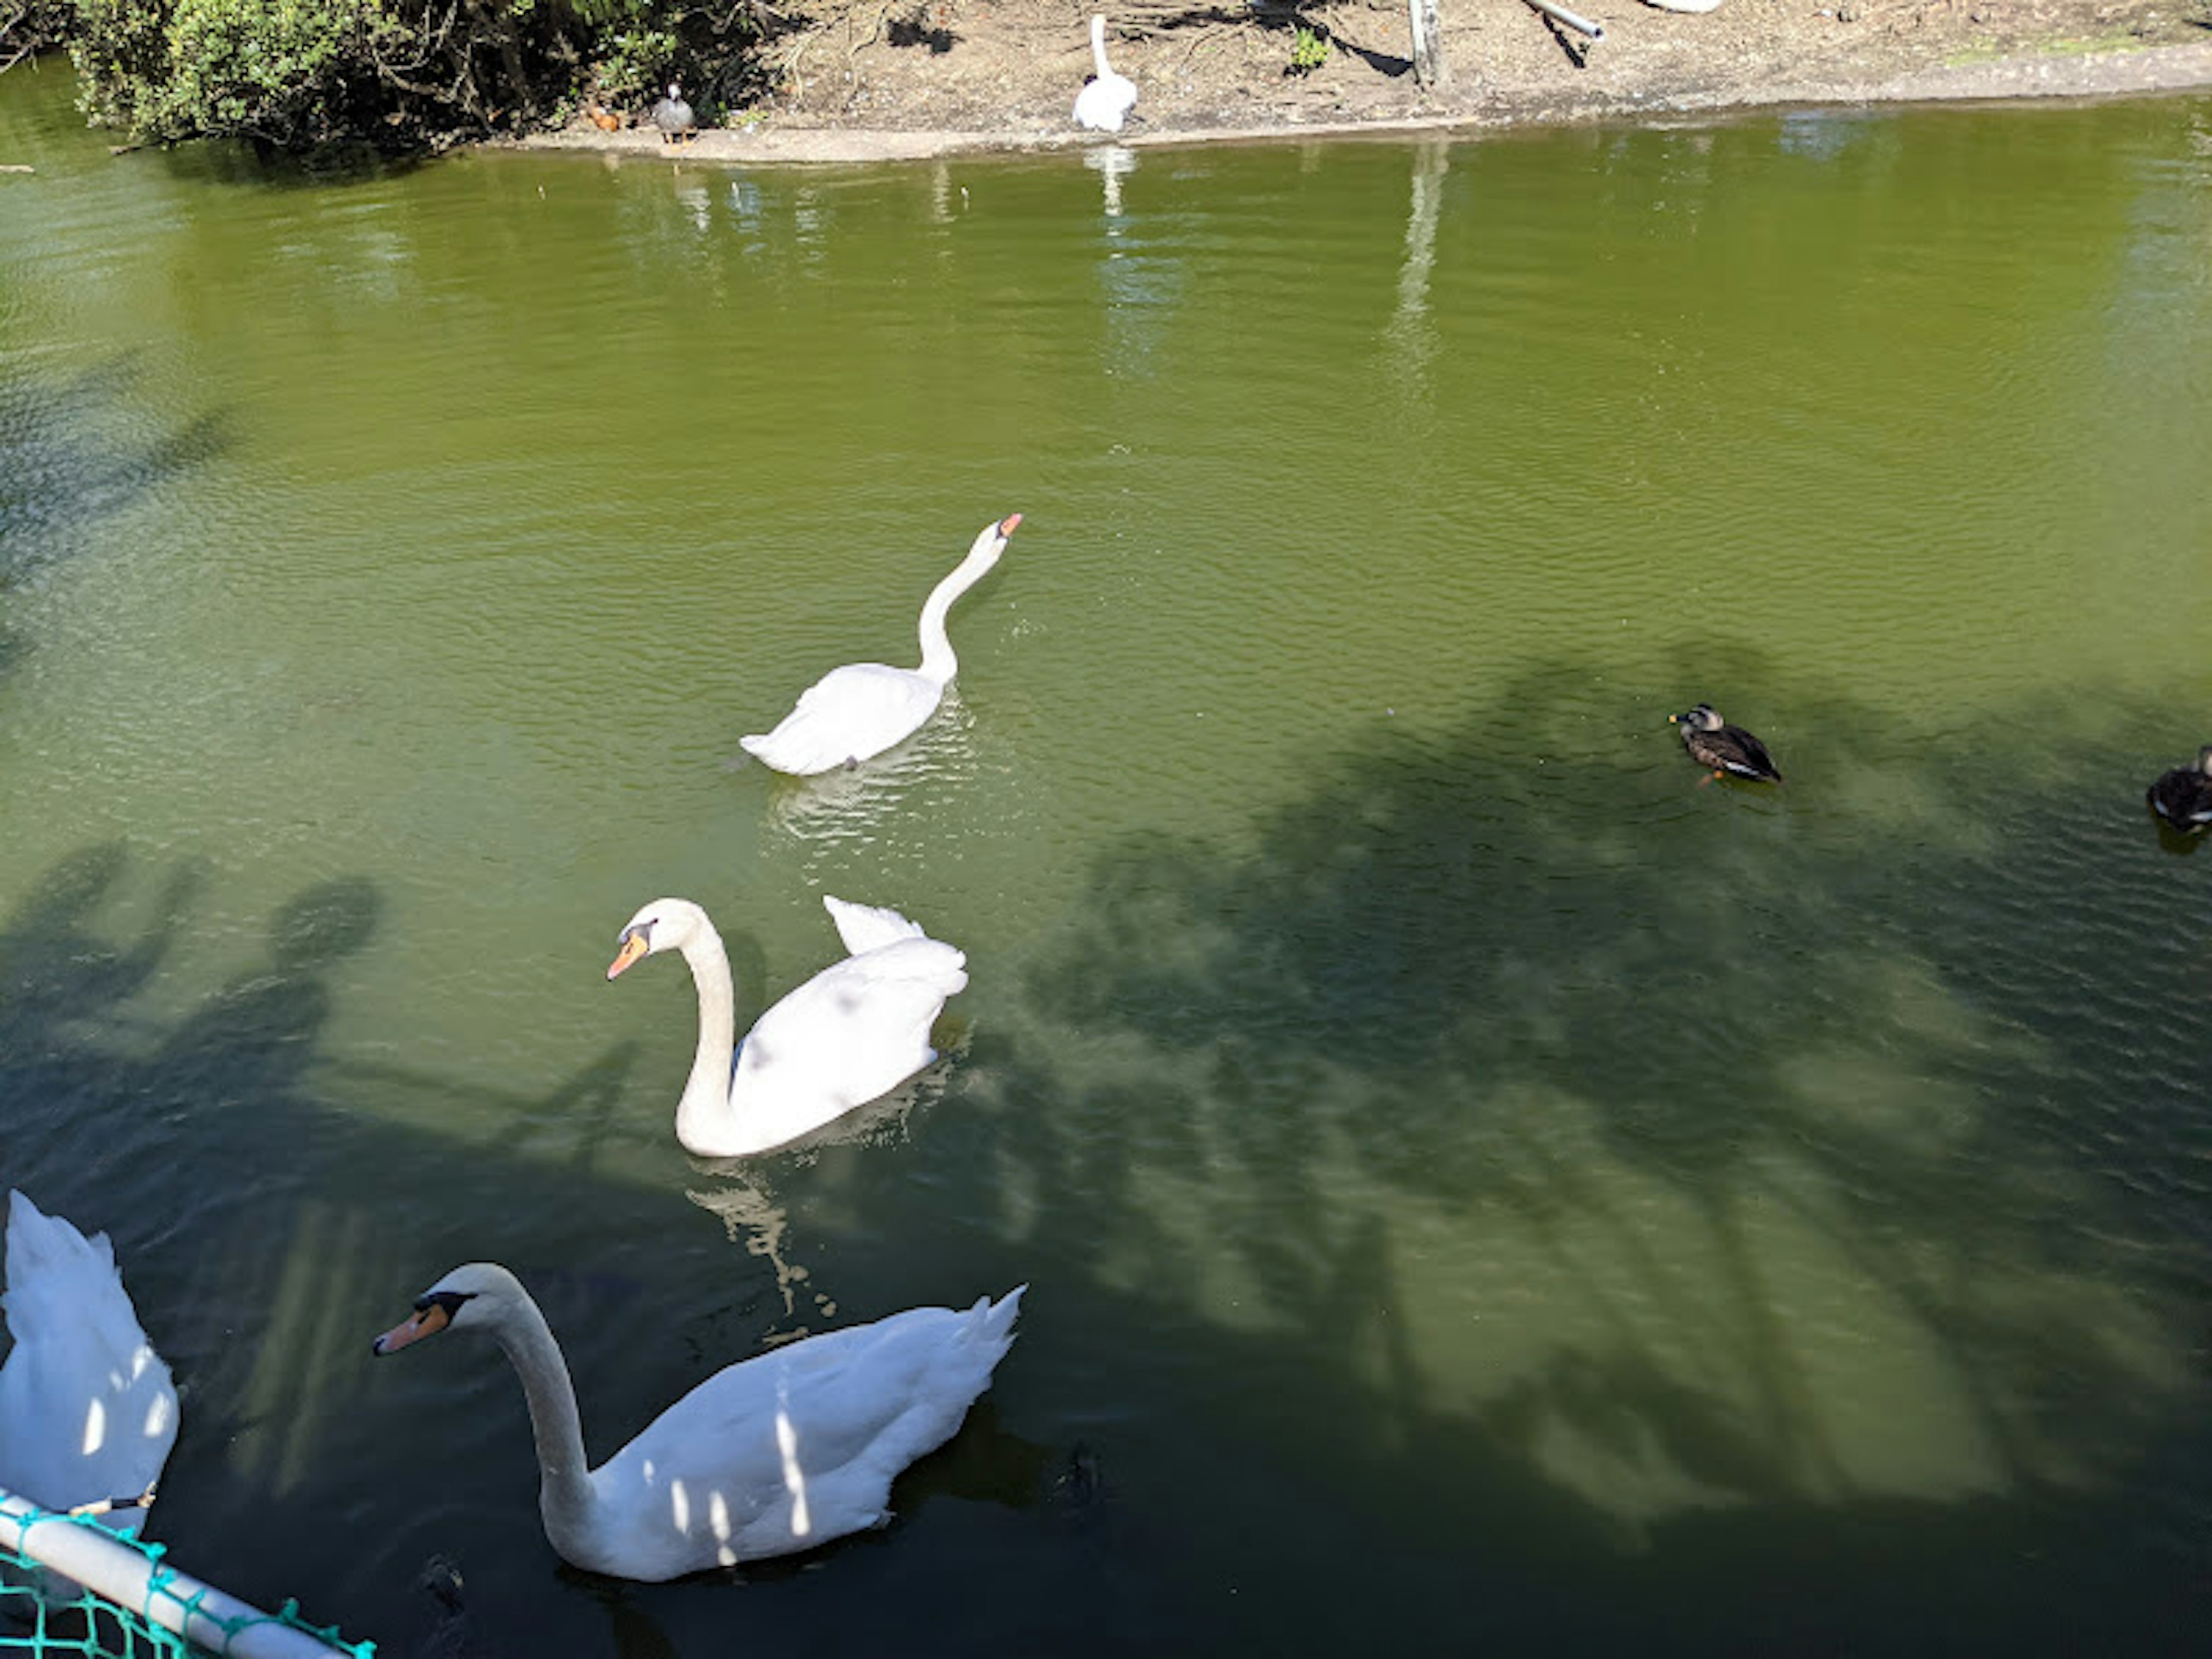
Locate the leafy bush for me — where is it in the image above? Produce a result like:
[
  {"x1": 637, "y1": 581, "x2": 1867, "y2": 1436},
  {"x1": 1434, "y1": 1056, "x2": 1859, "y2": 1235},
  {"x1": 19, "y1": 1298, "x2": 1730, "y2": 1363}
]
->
[{"x1": 42, "y1": 1, "x2": 758, "y2": 153}]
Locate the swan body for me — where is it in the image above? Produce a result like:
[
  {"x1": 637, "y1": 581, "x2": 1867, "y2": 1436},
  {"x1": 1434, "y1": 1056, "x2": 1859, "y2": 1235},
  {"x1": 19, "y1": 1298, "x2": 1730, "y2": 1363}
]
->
[
  {"x1": 652, "y1": 83, "x2": 695, "y2": 143},
  {"x1": 2147, "y1": 744, "x2": 2212, "y2": 832},
  {"x1": 608, "y1": 895, "x2": 968, "y2": 1157},
  {"x1": 0, "y1": 1191, "x2": 178, "y2": 1534},
  {"x1": 1671, "y1": 703, "x2": 1782, "y2": 783},
  {"x1": 741, "y1": 514, "x2": 1020, "y2": 775},
  {"x1": 374, "y1": 1264, "x2": 1023, "y2": 1582},
  {"x1": 1074, "y1": 16, "x2": 1138, "y2": 134}
]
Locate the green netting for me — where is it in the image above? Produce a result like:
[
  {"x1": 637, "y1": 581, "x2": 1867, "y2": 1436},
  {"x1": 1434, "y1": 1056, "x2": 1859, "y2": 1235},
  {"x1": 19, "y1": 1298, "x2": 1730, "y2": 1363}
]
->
[{"x1": 0, "y1": 1505, "x2": 372, "y2": 1659}]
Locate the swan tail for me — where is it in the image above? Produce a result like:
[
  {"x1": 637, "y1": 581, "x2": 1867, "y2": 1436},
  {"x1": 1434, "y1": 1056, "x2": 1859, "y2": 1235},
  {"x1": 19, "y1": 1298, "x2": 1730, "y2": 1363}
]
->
[
  {"x1": 3, "y1": 1191, "x2": 120, "y2": 1327},
  {"x1": 967, "y1": 1285, "x2": 1026, "y2": 1355},
  {"x1": 823, "y1": 894, "x2": 929, "y2": 956}
]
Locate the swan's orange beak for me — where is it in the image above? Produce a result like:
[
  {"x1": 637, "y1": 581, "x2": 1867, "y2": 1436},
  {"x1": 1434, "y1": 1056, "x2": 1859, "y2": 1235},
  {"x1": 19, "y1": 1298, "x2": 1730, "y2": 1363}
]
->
[
  {"x1": 372, "y1": 1300, "x2": 451, "y2": 1356},
  {"x1": 998, "y1": 513, "x2": 1021, "y2": 537},
  {"x1": 607, "y1": 931, "x2": 650, "y2": 980}
]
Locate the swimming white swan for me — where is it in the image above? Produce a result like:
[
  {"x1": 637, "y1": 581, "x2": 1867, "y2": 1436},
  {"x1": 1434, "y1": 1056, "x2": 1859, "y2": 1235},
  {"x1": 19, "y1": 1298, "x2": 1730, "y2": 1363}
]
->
[
  {"x1": 373, "y1": 1263, "x2": 1023, "y2": 1582},
  {"x1": 1073, "y1": 15, "x2": 1138, "y2": 134},
  {"x1": 608, "y1": 895, "x2": 969, "y2": 1158},
  {"x1": 0, "y1": 1191, "x2": 178, "y2": 1535},
  {"x1": 741, "y1": 514, "x2": 1021, "y2": 777}
]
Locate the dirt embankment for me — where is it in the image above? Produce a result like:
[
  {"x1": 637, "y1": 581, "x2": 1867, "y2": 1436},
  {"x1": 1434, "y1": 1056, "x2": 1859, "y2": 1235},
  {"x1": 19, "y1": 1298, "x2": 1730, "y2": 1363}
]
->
[{"x1": 522, "y1": 0, "x2": 2212, "y2": 164}]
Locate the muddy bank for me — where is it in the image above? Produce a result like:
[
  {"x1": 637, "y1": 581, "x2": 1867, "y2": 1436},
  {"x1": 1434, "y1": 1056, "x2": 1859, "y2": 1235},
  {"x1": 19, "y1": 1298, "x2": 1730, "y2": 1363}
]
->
[{"x1": 513, "y1": 1, "x2": 2212, "y2": 165}]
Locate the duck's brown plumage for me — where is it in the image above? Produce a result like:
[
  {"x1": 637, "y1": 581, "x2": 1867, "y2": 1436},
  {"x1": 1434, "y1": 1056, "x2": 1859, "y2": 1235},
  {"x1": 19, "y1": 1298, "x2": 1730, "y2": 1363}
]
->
[
  {"x1": 1672, "y1": 703, "x2": 1782, "y2": 783},
  {"x1": 2147, "y1": 744, "x2": 2212, "y2": 832}
]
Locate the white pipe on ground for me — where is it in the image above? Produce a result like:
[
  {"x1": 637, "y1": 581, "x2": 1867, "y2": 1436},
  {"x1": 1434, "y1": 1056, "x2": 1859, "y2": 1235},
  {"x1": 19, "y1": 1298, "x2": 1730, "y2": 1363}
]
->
[{"x1": 1524, "y1": 0, "x2": 1606, "y2": 41}]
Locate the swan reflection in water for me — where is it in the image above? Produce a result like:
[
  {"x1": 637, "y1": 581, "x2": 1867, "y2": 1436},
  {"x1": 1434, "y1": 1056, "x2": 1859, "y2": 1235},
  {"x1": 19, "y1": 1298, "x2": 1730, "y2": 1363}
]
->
[
  {"x1": 751, "y1": 687, "x2": 983, "y2": 849},
  {"x1": 1085, "y1": 143, "x2": 1137, "y2": 222}
]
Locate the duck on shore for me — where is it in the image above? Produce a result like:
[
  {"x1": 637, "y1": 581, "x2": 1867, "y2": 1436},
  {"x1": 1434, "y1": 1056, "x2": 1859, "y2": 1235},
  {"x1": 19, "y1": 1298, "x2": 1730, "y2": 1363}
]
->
[{"x1": 652, "y1": 83, "x2": 696, "y2": 144}]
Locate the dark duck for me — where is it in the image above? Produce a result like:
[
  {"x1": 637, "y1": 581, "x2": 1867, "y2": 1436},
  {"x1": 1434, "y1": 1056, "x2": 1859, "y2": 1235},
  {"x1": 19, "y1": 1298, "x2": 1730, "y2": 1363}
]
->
[
  {"x1": 1672, "y1": 703, "x2": 1782, "y2": 783},
  {"x1": 2146, "y1": 744, "x2": 2212, "y2": 832}
]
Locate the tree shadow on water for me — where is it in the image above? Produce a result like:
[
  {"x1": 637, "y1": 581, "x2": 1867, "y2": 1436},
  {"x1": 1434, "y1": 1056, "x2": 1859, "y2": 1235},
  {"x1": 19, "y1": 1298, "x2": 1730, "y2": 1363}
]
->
[
  {"x1": 0, "y1": 845, "x2": 798, "y2": 1656},
  {"x1": 987, "y1": 660, "x2": 2211, "y2": 1647}
]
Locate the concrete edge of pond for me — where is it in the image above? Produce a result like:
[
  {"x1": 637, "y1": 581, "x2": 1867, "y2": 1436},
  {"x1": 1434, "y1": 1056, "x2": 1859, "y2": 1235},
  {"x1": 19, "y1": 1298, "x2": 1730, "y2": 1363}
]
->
[{"x1": 498, "y1": 38, "x2": 2212, "y2": 168}]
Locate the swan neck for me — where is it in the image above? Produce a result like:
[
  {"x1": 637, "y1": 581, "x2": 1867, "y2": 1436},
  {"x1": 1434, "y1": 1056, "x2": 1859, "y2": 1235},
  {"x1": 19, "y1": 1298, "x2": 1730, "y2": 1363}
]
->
[
  {"x1": 673, "y1": 920, "x2": 741, "y2": 1150},
  {"x1": 485, "y1": 1294, "x2": 596, "y2": 1539},
  {"x1": 1091, "y1": 14, "x2": 1110, "y2": 75},
  {"x1": 915, "y1": 546, "x2": 993, "y2": 687}
]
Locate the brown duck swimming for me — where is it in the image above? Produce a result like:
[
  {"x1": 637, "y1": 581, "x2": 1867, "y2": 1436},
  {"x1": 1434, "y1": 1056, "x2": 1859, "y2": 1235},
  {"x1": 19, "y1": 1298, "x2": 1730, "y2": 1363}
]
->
[
  {"x1": 2146, "y1": 744, "x2": 2212, "y2": 832},
  {"x1": 1671, "y1": 703, "x2": 1782, "y2": 783}
]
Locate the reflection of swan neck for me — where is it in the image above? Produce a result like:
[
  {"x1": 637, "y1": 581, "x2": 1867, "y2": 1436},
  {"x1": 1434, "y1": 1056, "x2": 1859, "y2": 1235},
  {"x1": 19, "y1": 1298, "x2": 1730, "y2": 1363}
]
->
[
  {"x1": 1090, "y1": 14, "x2": 1111, "y2": 78},
  {"x1": 675, "y1": 920, "x2": 740, "y2": 1149},
  {"x1": 484, "y1": 1291, "x2": 596, "y2": 1548},
  {"x1": 916, "y1": 547, "x2": 994, "y2": 687}
]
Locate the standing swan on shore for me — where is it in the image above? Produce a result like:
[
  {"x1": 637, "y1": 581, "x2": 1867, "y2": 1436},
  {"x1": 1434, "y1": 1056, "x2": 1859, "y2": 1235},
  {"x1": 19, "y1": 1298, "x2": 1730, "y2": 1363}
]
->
[
  {"x1": 607, "y1": 895, "x2": 969, "y2": 1158},
  {"x1": 0, "y1": 1191, "x2": 178, "y2": 1536},
  {"x1": 373, "y1": 1263, "x2": 1024, "y2": 1582},
  {"x1": 741, "y1": 514, "x2": 1020, "y2": 775},
  {"x1": 1073, "y1": 15, "x2": 1138, "y2": 133}
]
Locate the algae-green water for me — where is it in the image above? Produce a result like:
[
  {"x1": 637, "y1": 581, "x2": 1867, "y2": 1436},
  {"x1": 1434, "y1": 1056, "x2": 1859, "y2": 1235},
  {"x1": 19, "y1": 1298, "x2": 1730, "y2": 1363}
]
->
[{"x1": 3, "y1": 66, "x2": 2209, "y2": 1656}]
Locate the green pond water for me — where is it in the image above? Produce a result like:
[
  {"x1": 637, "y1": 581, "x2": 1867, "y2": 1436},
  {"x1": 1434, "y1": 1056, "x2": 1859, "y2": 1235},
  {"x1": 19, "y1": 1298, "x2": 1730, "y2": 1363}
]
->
[{"x1": 2, "y1": 61, "x2": 2210, "y2": 1656}]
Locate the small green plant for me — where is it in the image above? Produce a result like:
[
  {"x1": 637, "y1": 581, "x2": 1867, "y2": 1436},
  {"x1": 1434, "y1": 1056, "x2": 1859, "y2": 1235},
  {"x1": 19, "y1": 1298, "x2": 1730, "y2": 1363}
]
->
[{"x1": 1289, "y1": 23, "x2": 1331, "y2": 77}]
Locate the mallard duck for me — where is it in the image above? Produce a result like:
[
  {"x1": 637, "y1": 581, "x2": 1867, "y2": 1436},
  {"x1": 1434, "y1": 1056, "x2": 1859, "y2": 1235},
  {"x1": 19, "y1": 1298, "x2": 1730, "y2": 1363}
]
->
[
  {"x1": 2146, "y1": 744, "x2": 2212, "y2": 832},
  {"x1": 1671, "y1": 703, "x2": 1782, "y2": 783},
  {"x1": 651, "y1": 83, "x2": 696, "y2": 145}
]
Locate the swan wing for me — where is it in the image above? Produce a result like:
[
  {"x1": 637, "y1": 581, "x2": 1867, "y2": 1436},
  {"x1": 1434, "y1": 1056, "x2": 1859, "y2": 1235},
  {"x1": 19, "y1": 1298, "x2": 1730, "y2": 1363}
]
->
[
  {"x1": 740, "y1": 663, "x2": 942, "y2": 776},
  {"x1": 821, "y1": 893, "x2": 927, "y2": 957},
  {"x1": 1073, "y1": 75, "x2": 1136, "y2": 132},
  {"x1": 0, "y1": 1192, "x2": 179, "y2": 1532},
  {"x1": 588, "y1": 1290, "x2": 1024, "y2": 1577},
  {"x1": 729, "y1": 939, "x2": 969, "y2": 1151}
]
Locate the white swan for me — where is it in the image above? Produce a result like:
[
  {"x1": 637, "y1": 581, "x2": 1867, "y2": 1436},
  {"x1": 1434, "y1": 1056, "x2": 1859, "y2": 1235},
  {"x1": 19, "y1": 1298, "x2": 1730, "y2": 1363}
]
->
[
  {"x1": 608, "y1": 895, "x2": 969, "y2": 1158},
  {"x1": 741, "y1": 514, "x2": 1021, "y2": 777},
  {"x1": 0, "y1": 1191, "x2": 178, "y2": 1535},
  {"x1": 1073, "y1": 15, "x2": 1138, "y2": 134},
  {"x1": 373, "y1": 1263, "x2": 1023, "y2": 1582}
]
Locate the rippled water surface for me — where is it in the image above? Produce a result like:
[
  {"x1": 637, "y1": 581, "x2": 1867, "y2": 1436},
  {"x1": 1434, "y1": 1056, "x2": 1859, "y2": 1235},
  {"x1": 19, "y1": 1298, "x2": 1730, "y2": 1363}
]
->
[{"x1": 3, "y1": 66, "x2": 2210, "y2": 1656}]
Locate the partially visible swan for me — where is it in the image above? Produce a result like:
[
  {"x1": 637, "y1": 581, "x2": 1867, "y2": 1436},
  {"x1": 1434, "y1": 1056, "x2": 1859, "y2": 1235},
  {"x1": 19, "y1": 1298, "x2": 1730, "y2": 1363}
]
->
[
  {"x1": 2147, "y1": 743, "x2": 2212, "y2": 832},
  {"x1": 1073, "y1": 15, "x2": 1138, "y2": 135},
  {"x1": 0, "y1": 1191, "x2": 178, "y2": 1534},
  {"x1": 373, "y1": 1263, "x2": 1024, "y2": 1582},
  {"x1": 608, "y1": 895, "x2": 968, "y2": 1158},
  {"x1": 741, "y1": 514, "x2": 1020, "y2": 776}
]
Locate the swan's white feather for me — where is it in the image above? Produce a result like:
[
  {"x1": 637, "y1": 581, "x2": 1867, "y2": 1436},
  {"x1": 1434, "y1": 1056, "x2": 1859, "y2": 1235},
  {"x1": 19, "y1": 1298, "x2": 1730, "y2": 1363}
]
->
[
  {"x1": 740, "y1": 515, "x2": 1016, "y2": 777},
  {"x1": 0, "y1": 1191, "x2": 178, "y2": 1535},
  {"x1": 733, "y1": 933, "x2": 968, "y2": 1153},
  {"x1": 822, "y1": 893, "x2": 928, "y2": 956},
  {"x1": 740, "y1": 662, "x2": 941, "y2": 777},
  {"x1": 613, "y1": 896, "x2": 969, "y2": 1158},
  {"x1": 382, "y1": 1265, "x2": 1022, "y2": 1582},
  {"x1": 1074, "y1": 14, "x2": 1138, "y2": 132},
  {"x1": 582, "y1": 1289, "x2": 1022, "y2": 1577}
]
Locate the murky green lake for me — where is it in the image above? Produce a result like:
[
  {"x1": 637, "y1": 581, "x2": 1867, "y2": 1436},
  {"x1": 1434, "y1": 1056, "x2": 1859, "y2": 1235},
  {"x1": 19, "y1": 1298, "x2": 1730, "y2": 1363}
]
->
[{"x1": 3, "y1": 60, "x2": 2209, "y2": 1656}]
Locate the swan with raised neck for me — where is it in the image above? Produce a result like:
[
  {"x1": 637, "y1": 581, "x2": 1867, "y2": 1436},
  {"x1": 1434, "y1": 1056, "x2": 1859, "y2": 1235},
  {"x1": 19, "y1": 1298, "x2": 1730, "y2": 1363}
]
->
[
  {"x1": 607, "y1": 895, "x2": 968, "y2": 1157},
  {"x1": 740, "y1": 514, "x2": 1020, "y2": 776}
]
